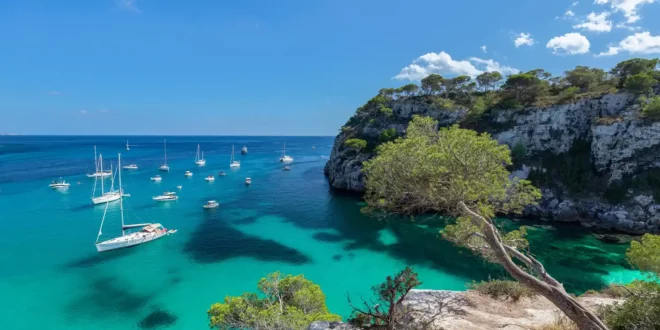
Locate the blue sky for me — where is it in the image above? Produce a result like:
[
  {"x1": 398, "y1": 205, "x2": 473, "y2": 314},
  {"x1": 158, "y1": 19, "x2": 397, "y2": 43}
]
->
[{"x1": 1, "y1": 0, "x2": 659, "y2": 135}]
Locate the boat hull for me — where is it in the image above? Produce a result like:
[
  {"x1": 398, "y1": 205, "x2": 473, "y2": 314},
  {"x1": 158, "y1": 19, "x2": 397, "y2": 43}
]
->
[
  {"x1": 96, "y1": 231, "x2": 167, "y2": 252},
  {"x1": 92, "y1": 193, "x2": 122, "y2": 205},
  {"x1": 87, "y1": 172, "x2": 112, "y2": 178}
]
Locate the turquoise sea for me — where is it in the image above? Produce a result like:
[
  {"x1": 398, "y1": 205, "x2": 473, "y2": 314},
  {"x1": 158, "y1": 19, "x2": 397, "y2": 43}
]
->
[{"x1": 0, "y1": 136, "x2": 645, "y2": 330}]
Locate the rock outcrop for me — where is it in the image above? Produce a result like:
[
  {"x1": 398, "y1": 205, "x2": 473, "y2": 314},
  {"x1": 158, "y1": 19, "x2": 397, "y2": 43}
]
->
[
  {"x1": 309, "y1": 289, "x2": 622, "y2": 330},
  {"x1": 324, "y1": 92, "x2": 660, "y2": 234}
]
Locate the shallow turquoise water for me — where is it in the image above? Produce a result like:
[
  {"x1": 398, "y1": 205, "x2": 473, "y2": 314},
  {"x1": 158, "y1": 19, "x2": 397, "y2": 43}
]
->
[{"x1": 0, "y1": 136, "x2": 645, "y2": 330}]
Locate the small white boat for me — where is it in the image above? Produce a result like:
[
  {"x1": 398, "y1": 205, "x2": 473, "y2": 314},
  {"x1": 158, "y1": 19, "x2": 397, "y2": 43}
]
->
[
  {"x1": 91, "y1": 157, "x2": 125, "y2": 205},
  {"x1": 123, "y1": 164, "x2": 138, "y2": 170},
  {"x1": 92, "y1": 191, "x2": 122, "y2": 204},
  {"x1": 218, "y1": 171, "x2": 226, "y2": 176},
  {"x1": 184, "y1": 170, "x2": 193, "y2": 177},
  {"x1": 151, "y1": 175, "x2": 162, "y2": 181},
  {"x1": 241, "y1": 146, "x2": 248, "y2": 154},
  {"x1": 203, "y1": 200, "x2": 219, "y2": 209},
  {"x1": 176, "y1": 185, "x2": 182, "y2": 189},
  {"x1": 153, "y1": 191, "x2": 178, "y2": 201},
  {"x1": 49, "y1": 178, "x2": 70, "y2": 188},
  {"x1": 279, "y1": 142, "x2": 293, "y2": 163},
  {"x1": 230, "y1": 145, "x2": 240, "y2": 168},
  {"x1": 160, "y1": 139, "x2": 170, "y2": 171},
  {"x1": 195, "y1": 144, "x2": 206, "y2": 166},
  {"x1": 245, "y1": 177, "x2": 252, "y2": 185},
  {"x1": 205, "y1": 175, "x2": 215, "y2": 182}
]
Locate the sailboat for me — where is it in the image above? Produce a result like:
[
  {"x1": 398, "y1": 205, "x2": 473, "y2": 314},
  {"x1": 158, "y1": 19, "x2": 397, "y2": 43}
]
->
[
  {"x1": 241, "y1": 146, "x2": 248, "y2": 154},
  {"x1": 195, "y1": 144, "x2": 206, "y2": 166},
  {"x1": 159, "y1": 139, "x2": 170, "y2": 171},
  {"x1": 279, "y1": 142, "x2": 293, "y2": 163},
  {"x1": 95, "y1": 153, "x2": 174, "y2": 252},
  {"x1": 87, "y1": 146, "x2": 113, "y2": 178},
  {"x1": 126, "y1": 140, "x2": 130, "y2": 151},
  {"x1": 91, "y1": 154, "x2": 122, "y2": 205},
  {"x1": 230, "y1": 145, "x2": 240, "y2": 168}
]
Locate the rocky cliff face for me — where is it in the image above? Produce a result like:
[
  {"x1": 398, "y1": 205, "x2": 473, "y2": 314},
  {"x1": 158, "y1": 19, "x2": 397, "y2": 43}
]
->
[{"x1": 324, "y1": 92, "x2": 660, "y2": 234}]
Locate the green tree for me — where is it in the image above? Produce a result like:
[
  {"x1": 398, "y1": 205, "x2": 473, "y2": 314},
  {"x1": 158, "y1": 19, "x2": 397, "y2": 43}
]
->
[
  {"x1": 503, "y1": 73, "x2": 545, "y2": 105},
  {"x1": 611, "y1": 58, "x2": 659, "y2": 87},
  {"x1": 627, "y1": 234, "x2": 660, "y2": 274},
  {"x1": 624, "y1": 73, "x2": 656, "y2": 94},
  {"x1": 380, "y1": 106, "x2": 393, "y2": 117},
  {"x1": 379, "y1": 128, "x2": 398, "y2": 143},
  {"x1": 526, "y1": 68, "x2": 552, "y2": 80},
  {"x1": 420, "y1": 74, "x2": 444, "y2": 95},
  {"x1": 362, "y1": 116, "x2": 607, "y2": 330},
  {"x1": 378, "y1": 88, "x2": 397, "y2": 98},
  {"x1": 400, "y1": 83, "x2": 419, "y2": 97},
  {"x1": 476, "y1": 71, "x2": 503, "y2": 92},
  {"x1": 344, "y1": 138, "x2": 368, "y2": 152},
  {"x1": 208, "y1": 272, "x2": 340, "y2": 330},
  {"x1": 564, "y1": 66, "x2": 606, "y2": 91},
  {"x1": 642, "y1": 96, "x2": 660, "y2": 121}
]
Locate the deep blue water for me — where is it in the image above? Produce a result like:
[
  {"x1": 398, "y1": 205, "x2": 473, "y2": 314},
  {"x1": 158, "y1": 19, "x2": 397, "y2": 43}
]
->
[{"x1": 0, "y1": 136, "x2": 643, "y2": 330}]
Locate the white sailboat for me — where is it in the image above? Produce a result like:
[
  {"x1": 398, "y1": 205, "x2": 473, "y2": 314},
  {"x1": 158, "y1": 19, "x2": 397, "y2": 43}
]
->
[
  {"x1": 91, "y1": 155, "x2": 122, "y2": 205},
  {"x1": 123, "y1": 164, "x2": 138, "y2": 170},
  {"x1": 95, "y1": 153, "x2": 173, "y2": 253},
  {"x1": 195, "y1": 144, "x2": 206, "y2": 166},
  {"x1": 159, "y1": 139, "x2": 170, "y2": 171},
  {"x1": 126, "y1": 140, "x2": 130, "y2": 151},
  {"x1": 87, "y1": 146, "x2": 112, "y2": 178},
  {"x1": 230, "y1": 145, "x2": 240, "y2": 168},
  {"x1": 279, "y1": 142, "x2": 293, "y2": 163}
]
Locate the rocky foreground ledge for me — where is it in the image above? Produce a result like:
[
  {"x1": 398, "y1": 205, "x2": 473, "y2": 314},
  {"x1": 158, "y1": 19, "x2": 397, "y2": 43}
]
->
[{"x1": 309, "y1": 289, "x2": 621, "y2": 330}]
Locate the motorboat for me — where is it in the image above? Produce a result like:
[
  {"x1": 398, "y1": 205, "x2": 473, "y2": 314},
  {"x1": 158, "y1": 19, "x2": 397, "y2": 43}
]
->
[
  {"x1": 87, "y1": 146, "x2": 113, "y2": 178},
  {"x1": 49, "y1": 178, "x2": 70, "y2": 188},
  {"x1": 153, "y1": 191, "x2": 178, "y2": 201},
  {"x1": 283, "y1": 166, "x2": 291, "y2": 171},
  {"x1": 205, "y1": 175, "x2": 215, "y2": 182},
  {"x1": 241, "y1": 146, "x2": 248, "y2": 154},
  {"x1": 95, "y1": 153, "x2": 175, "y2": 252},
  {"x1": 195, "y1": 144, "x2": 206, "y2": 166},
  {"x1": 151, "y1": 175, "x2": 162, "y2": 181},
  {"x1": 184, "y1": 170, "x2": 193, "y2": 177},
  {"x1": 159, "y1": 139, "x2": 170, "y2": 171},
  {"x1": 218, "y1": 171, "x2": 226, "y2": 176},
  {"x1": 176, "y1": 185, "x2": 182, "y2": 189},
  {"x1": 203, "y1": 200, "x2": 219, "y2": 209},
  {"x1": 245, "y1": 177, "x2": 252, "y2": 185},
  {"x1": 279, "y1": 141, "x2": 293, "y2": 163},
  {"x1": 230, "y1": 145, "x2": 240, "y2": 168},
  {"x1": 123, "y1": 164, "x2": 138, "y2": 170}
]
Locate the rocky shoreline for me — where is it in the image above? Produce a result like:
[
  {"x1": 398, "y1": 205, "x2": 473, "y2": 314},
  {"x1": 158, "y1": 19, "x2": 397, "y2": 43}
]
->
[{"x1": 324, "y1": 90, "x2": 660, "y2": 234}]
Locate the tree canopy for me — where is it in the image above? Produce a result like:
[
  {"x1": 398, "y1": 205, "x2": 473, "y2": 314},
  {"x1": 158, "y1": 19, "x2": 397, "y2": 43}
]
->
[{"x1": 208, "y1": 272, "x2": 340, "y2": 330}]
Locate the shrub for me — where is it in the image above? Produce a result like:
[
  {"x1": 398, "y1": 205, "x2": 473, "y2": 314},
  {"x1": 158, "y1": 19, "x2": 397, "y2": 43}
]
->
[
  {"x1": 379, "y1": 128, "x2": 397, "y2": 143},
  {"x1": 344, "y1": 138, "x2": 367, "y2": 151},
  {"x1": 641, "y1": 96, "x2": 660, "y2": 121},
  {"x1": 624, "y1": 73, "x2": 656, "y2": 94},
  {"x1": 468, "y1": 279, "x2": 535, "y2": 302},
  {"x1": 511, "y1": 142, "x2": 526, "y2": 163},
  {"x1": 207, "y1": 272, "x2": 340, "y2": 330},
  {"x1": 558, "y1": 86, "x2": 580, "y2": 101},
  {"x1": 432, "y1": 97, "x2": 455, "y2": 109},
  {"x1": 601, "y1": 289, "x2": 660, "y2": 329},
  {"x1": 380, "y1": 106, "x2": 393, "y2": 117}
]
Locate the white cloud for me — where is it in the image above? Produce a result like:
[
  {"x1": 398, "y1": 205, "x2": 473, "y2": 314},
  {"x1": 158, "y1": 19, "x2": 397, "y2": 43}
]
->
[
  {"x1": 393, "y1": 51, "x2": 518, "y2": 81},
  {"x1": 480, "y1": 45, "x2": 487, "y2": 53},
  {"x1": 565, "y1": 10, "x2": 576, "y2": 17},
  {"x1": 615, "y1": 22, "x2": 641, "y2": 30},
  {"x1": 596, "y1": 31, "x2": 660, "y2": 56},
  {"x1": 573, "y1": 12, "x2": 612, "y2": 32},
  {"x1": 546, "y1": 32, "x2": 591, "y2": 54},
  {"x1": 80, "y1": 110, "x2": 88, "y2": 115},
  {"x1": 117, "y1": 0, "x2": 140, "y2": 12},
  {"x1": 594, "y1": 0, "x2": 655, "y2": 23},
  {"x1": 572, "y1": 1, "x2": 580, "y2": 6},
  {"x1": 514, "y1": 32, "x2": 535, "y2": 47}
]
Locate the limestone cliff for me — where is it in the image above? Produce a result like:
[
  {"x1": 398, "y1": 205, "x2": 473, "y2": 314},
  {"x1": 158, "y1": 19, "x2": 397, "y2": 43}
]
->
[{"x1": 324, "y1": 91, "x2": 660, "y2": 234}]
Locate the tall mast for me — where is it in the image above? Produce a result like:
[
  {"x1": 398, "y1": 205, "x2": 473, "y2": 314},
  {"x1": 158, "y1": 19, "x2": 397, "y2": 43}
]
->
[
  {"x1": 283, "y1": 141, "x2": 286, "y2": 157},
  {"x1": 94, "y1": 145, "x2": 98, "y2": 172},
  {"x1": 197, "y1": 144, "x2": 200, "y2": 161},
  {"x1": 164, "y1": 139, "x2": 167, "y2": 164},
  {"x1": 99, "y1": 154, "x2": 104, "y2": 194},
  {"x1": 119, "y1": 153, "x2": 125, "y2": 236},
  {"x1": 231, "y1": 145, "x2": 234, "y2": 163}
]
